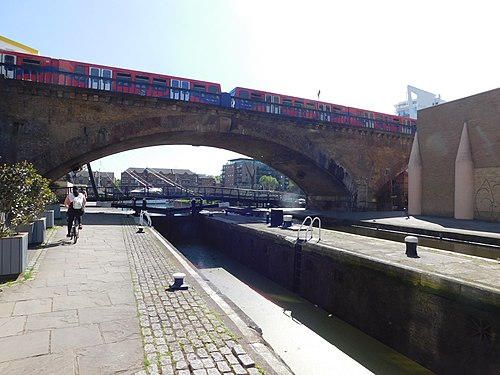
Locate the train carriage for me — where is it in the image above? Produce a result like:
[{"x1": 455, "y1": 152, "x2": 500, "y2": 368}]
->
[
  {"x1": 0, "y1": 49, "x2": 222, "y2": 105},
  {"x1": 230, "y1": 87, "x2": 352, "y2": 123},
  {"x1": 347, "y1": 106, "x2": 416, "y2": 133},
  {"x1": 57, "y1": 58, "x2": 222, "y2": 104},
  {"x1": 0, "y1": 48, "x2": 416, "y2": 135},
  {"x1": 0, "y1": 49, "x2": 56, "y2": 83}
]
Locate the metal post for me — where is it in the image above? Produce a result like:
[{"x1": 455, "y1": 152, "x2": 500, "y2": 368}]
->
[{"x1": 87, "y1": 163, "x2": 99, "y2": 200}]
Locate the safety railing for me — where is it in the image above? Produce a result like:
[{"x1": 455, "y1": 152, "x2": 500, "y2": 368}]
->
[
  {"x1": 139, "y1": 210, "x2": 153, "y2": 228},
  {"x1": 296, "y1": 216, "x2": 322, "y2": 243}
]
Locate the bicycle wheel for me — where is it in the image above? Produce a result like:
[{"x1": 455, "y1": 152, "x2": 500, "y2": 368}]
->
[{"x1": 72, "y1": 225, "x2": 78, "y2": 244}]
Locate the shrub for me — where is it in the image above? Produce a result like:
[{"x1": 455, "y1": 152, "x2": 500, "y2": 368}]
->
[{"x1": 0, "y1": 161, "x2": 57, "y2": 237}]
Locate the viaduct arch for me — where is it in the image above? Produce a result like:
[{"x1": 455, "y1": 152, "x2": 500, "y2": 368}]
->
[{"x1": 0, "y1": 78, "x2": 414, "y2": 209}]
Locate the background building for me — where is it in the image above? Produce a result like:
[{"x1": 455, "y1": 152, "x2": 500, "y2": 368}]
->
[
  {"x1": 120, "y1": 167, "x2": 198, "y2": 194},
  {"x1": 221, "y1": 158, "x2": 289, "y2": 191},
  {"x1": 0, "y1": 35, "x2": 38, "y2": 54},
  {"x1": 73, "y1": 169, "x2": 117, "y2": 196},
  {"x1": 395, "y1": 85, "x2": 446, "y2": 119},
  {"x1": 197, "y1": 174, "x2": 217, "y2": 187}
]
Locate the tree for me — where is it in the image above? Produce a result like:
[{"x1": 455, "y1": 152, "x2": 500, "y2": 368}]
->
[
  {"x1": 286, "y1": 180, "x2": 302, "y2": 193},
  {"x1": 259, "y1": 175, "x2": 279, "y2": 191},
  {"x1": 0, "y1": 161, "x2": 56, "y2": 237}
]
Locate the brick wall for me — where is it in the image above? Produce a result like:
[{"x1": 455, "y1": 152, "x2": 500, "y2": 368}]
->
[{"x1": 418, "y1": 88, "x2": 500, "y2": 220}]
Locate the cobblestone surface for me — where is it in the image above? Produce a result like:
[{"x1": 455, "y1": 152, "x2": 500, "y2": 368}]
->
[{"x1": 122, "y1": 219, "x2": 262, "y2": 375}]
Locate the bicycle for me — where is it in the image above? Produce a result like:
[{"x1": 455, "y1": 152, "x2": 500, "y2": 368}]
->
[{"x1": 70, "y1": 216, "x2": 80, "y2": 244}]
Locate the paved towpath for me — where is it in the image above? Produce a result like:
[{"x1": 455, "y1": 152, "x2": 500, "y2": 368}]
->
[{"x1": 0, "y1": 208, "x2": 291, "y2": 375}]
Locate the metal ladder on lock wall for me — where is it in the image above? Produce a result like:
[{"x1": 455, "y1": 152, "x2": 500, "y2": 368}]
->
[{"x1": 293, "y1": 216, "x2": 322, "y2": 292}]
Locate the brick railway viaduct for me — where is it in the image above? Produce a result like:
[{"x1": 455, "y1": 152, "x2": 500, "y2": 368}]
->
[{"x1": 0, "y1": 78, "x2": 414, "y2": 209}]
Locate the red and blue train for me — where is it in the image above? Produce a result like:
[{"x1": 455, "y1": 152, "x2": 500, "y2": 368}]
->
[{"x1": 0, "y1": 49, "x2": 416, "y2": 134}]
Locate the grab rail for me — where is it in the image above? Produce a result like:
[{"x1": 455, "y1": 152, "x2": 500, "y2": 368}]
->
[
  {"x1": 139, "y1": 210, "x2": 153, "y2": 227},
  {"x1": 296, "y1": 216, "x2": 321, "y2": 242}
]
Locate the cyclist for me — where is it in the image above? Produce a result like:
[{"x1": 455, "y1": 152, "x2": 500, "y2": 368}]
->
[{"x1": 64, "y1": 186, "x2": 86, "y2": 237}]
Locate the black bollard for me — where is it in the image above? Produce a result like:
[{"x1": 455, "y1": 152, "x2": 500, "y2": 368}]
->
[
  {"x1": 168, "y1": 272, "x2": 188, "y2": 291},
  {"x1": 270, "y1": 209, "x2": 283, "y2": 227},
  {"x1": 404, "y1": 236, "x2": 419, "y2": 258}
]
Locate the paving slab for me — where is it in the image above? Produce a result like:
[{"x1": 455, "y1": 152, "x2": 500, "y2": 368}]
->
[
  {"x1": 0, "y1": 316, "x2": 26, "y2": 337},
  {"x1": 0, "y1": 330, "x2": 50, "y2": 362},
  {"x1": 0, "y1": 301, "x2": 14, "y2": 317},
  {"x1": 0, "y1": 350, "x2": 76, "y2": 375},
  {"x1": 12, "y1": 297, "x2": 52, "y2": 315},
  {"x1": 25, "y1": 309, "x2": 78, "y2": 331}
]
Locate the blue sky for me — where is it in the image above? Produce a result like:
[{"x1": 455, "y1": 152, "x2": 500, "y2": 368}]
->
[{"x1": 4, "y1": 0, "x2": 500, "y2": 177}]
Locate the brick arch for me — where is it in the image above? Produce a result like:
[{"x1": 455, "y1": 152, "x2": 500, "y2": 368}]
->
[{"x1": 0, "y1": 79, "x2": 413, "y2": 209}]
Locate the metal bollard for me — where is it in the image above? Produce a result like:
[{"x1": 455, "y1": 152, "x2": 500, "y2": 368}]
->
[
  {"x1": 404, "y1": 236, "x2": 419, "y2": 258},
  {"x1": 168, "y1": 272, "x2": 188, "y2": 290},
  {"x1": 282, "y1": 214, "x2": 293, "y2": 228}
]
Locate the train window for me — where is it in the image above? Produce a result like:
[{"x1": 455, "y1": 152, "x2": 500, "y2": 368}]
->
[
  {"x1": 333, "y1": 107, "x2": 342, "y2": 112},
  {"x1": 295, "y1": 100, "x2": 304, "y2": 108},
  {"x1": 238, "y1": 90, "x2": 249, "y2": 98},
  {"x1": 306, "y1": 102, "x2": 316, "y2": 109},
  {"x1": 22, "y1": 58, "x2": 41, "y2": 65},
  {"x1": 75, "y1": 65, "x2": 85, "y2": 75},
  {"x1": 251, "y1": 92, "x2": 263, "y2": 101},
  {"x1": 193, "y1": 84, "x2": 206, "y2": 91},
  {"x1": 153, "y1": 78, "x2": 167, "y2": 86},
  {"x1": 1, "y1": 55, "x2": 15, "y2": 79},
  {"x1": 4, "y1": 55, "x2": 15, "y2": 64},
  {"x1": 136, "y1": 75, "x2": 149, "y2": 83},
  {"x1": 283, "y1": 98, "x2": 292, "y2": 106},
  {"x1": 208, "y1": 85, "x2": 219, "y2": 93},
  {"x1": 116, "y1": 72, "x2": 132, "y2": 81},
  {"x1": 325, "y1": 105, "x2": 331, "y2": 112}
]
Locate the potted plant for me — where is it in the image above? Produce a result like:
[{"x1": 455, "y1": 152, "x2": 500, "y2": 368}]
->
[{"x1": 0, "y1": 161, "x2": 56, "y2": 276}]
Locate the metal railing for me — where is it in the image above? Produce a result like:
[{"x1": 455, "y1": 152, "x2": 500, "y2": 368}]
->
[
  {"x1": 139, "y1": 210, "x2": 152, "y2": 227},
  {"x1": 297, "y1": 216, "x2": 322, "y2": 243}
]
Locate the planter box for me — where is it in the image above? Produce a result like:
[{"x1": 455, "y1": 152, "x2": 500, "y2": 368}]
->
[
  {"x1": 38, "y1": 210, "x2": 54, "y2": 228},
  {"x1": 32, "y1": 218, "x2": 47, "y2": 244},
  {"x1": 16, "y1": 222, "x2": 34, "y2": 244},
  {"x1": 17, "y1": 219, "x2": 46, "y2": 245},
  {"x1": 0, "y1": 232, "x2": 29, "y2": 276},
  {"x1": 48, "y1": 203, "x2": 62, "y2": 220}
]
